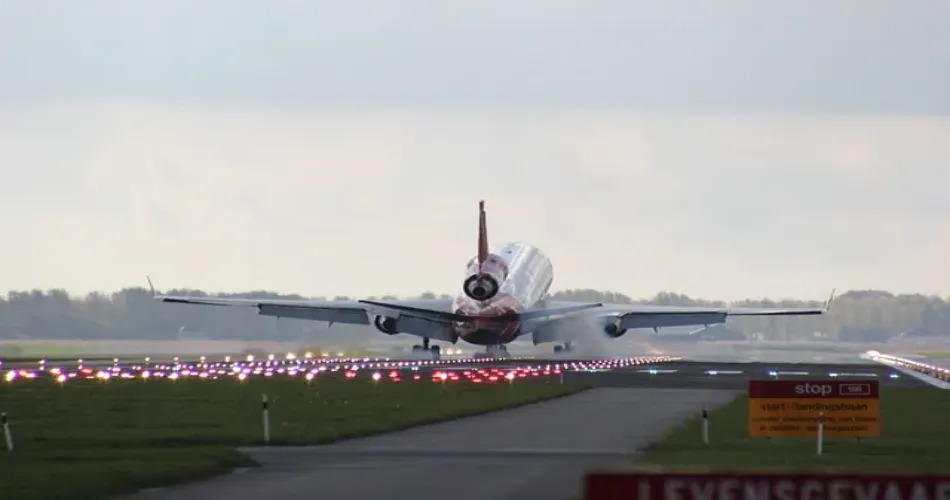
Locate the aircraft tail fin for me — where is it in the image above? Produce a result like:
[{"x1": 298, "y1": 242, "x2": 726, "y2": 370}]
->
[
  {"x1": 477, "y1": 200, "x2": 488, "y2": 271},
  {"x1": 146, "y1": 275, "x2": 157, "y2": 296},
  {"x1": 825, "y1": 288, "x2": 837, "y2": 312}
]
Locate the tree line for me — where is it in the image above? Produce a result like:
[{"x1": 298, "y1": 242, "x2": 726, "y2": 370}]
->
[{"x1": 0, "y1": 287, "x2": 947, "y2": 342}]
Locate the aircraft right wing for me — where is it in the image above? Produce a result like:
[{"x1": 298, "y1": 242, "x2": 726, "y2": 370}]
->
[
  {"x1": 529, "y1": 290, "x2": 836, "y2": 344},
  {"x1": 153, "y1": 292, "x2": 462, "y2": 343}
]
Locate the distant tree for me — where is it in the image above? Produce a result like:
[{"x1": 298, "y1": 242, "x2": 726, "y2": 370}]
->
[{"x1": 0, "y1": 286, "x2": 947, "y2": 341}]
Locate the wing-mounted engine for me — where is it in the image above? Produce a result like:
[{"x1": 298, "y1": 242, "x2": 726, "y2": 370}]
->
[
  {"x1": 463, "y1": 254, "x2": 508, "y2": 301},
  {"x1": 601, "y1": 315, "x2": 628, "y2": 338},
  {"x1": 373, "y1": 315, "x2": 399, "y2": 335}
]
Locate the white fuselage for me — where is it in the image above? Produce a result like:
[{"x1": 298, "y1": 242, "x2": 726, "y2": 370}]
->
[{"x1": 452, "y1": 242, "x2": 554, "y2": 346}]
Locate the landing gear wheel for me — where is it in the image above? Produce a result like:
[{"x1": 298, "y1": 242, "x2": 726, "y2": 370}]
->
[
  {"x1": 480, "y1": 345, "x2": 510, "y2": 359},
  {"x1": 411, "y1": 338, "x2": 439, "y2": 359},
  {"x1": 553, "y1": 343, "x2": 574, "y2": 355}
]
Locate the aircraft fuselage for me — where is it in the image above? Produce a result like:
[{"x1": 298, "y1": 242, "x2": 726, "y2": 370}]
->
[{"x1": 452, "y1": 241, "x2": 553, "y2": 346}]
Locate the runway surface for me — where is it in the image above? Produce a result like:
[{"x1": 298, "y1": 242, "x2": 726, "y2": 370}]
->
[
  {"x1": 922, "y1": 357, "x2": 950, "y2": 368},
  {"x1": 122, "y1": 387, "x2": 736, "y2": 500},
  {"x1": 566, "y1": 360, "x2": 928, "y2": 389},
  {"x1": 117, "y1": 357, "x2": 926, "y2": 500}
]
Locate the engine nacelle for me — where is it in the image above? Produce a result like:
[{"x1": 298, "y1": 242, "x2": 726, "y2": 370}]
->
[
  {"x1": 463, "y1": 253, "x2": 508, "y2": 301},
  {"x1": 373, "y1": 315, "x2": 399, "y2": 335},
  {"x1": 602, "y1": 317, "x2": 628, "y2": 338},
  {"x1": 463, "y1": 273, "x2": 500, "y2": 301}
]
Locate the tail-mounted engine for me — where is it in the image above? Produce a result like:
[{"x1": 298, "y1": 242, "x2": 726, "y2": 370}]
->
[
  {"x1": 463, "y1": 254, "x2": 508, "y2": 301},
  {"x1": 373, "y1": 315, "x2": 399, "y2": 335},
  {"x1": 602, "y1": 316, "x2": 628, "y2": 338}
]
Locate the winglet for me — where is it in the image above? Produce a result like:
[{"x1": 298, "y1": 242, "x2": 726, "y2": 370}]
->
[
  {"x1": 477, "y1": 200, "x2": 489, "y2": 272},
  {"x1": 146, "y1": 275, "x2": 157, "y2": 297},
  {"x1": 824, "y1": 288, "x2": 837, "y2": 312}
]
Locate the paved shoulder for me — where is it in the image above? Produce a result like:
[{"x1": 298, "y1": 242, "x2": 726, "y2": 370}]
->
[
  {"x1": 119, "y1": 388, "x2": 738, "y2": 500},
  {"x1": 282, "y1": 387, "x2": 736, "y2": 455}
]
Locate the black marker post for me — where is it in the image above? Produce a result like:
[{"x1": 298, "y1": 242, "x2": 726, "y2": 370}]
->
[
  {"x1": 1, "y1": 412, "x2": 12, "y2": 452},
  {"x1": 262, "y1": 394, "x2": 271, "y2": 444},
  {"x1": 701, "y1": 408, "x2": 709, "y2": 445}
]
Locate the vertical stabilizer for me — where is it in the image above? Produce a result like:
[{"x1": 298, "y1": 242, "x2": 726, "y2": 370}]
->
[
  {"x1": 477, "y1": 200, "x2": 488, "y2": 272},
  {"x1": 463, "y1": 200, "x2": 501, "y2": 302}
]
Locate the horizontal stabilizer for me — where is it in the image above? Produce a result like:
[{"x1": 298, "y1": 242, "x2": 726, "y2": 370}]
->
[
  {"x1": 359, "y1": 300, "x2": 602, "y2": 324},
  {"x1": 518, "y1": 303, "x2": 603, "y2": 321},
  {"x1": 359, "y1": 300, "x2": 475, "y2": 323}
]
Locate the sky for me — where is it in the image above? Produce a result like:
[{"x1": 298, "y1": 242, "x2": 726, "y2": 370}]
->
[{"x1": 1, "y1": 1, "x2": 949, "y2": 302}]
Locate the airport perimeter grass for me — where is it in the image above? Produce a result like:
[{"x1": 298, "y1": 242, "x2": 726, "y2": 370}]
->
[
  {"x1": 919, "y1": 351, "x2": 950, "y2": 359},
  {"x1": 0, "y1": 342, "x2": 91, "y2": 359},
  {"x1": 0, "y1": 345, "x2": 376, "y2": 363},
  {"x1": 0, "y1": 376, "x2": 588, "y2": 499},
  {"x1": 632, "y1": 387, "x2": 950, "y2": 474}
]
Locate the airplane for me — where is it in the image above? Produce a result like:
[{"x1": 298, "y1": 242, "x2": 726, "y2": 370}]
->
[{"x1": 151, "y1": 200, "x2": 835, "y2": 359}]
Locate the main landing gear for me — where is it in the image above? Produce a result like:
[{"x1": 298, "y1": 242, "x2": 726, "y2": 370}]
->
[
  {"x1": 475, "y1": 344, "x2": 509, "y2": 359},
  {"x1": 411, "y1": 337, "x2": 441, "y2": 360},
  {"x1": 553, "y1": 342, "x2": 575, "y2": 355}
]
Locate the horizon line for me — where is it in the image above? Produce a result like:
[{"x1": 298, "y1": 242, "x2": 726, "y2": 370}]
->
[{"x1": 2, "y1": 286, "x2": 944, "y2": 303}]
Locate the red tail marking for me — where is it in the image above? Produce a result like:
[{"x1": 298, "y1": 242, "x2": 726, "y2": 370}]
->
[{"x1": 477, "y1": 200, "x2": 488, "y2": 275}]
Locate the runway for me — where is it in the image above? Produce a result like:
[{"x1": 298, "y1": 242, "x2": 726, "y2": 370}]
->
[
  {"x1": 122, "y1": 387, "x2": 735, "y2": 500},
  {"x1": 566, "y1": 360, "x2": 928, "y2": 389},
  {"x1": 117, "y1": 358, "x2": 925, "y2": 500}
]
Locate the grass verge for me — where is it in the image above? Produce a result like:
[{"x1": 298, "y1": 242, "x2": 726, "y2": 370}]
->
[
  {"x1": 0, "y1": 376, "x2": 588, "y2": 499},
  {"x1": 630, "y1": 387, "x2": 950, "y2": 474},
  {"x1": 0, "y1": 342, "x2": 91, "y2": 359},
  {"x1": 919, "y1": 351, "x2": 950, "y2": 359}
]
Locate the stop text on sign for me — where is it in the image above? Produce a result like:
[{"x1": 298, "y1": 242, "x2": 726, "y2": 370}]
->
[{"x1": 747, "y1": 380, "x2": 880, "y2": 438}]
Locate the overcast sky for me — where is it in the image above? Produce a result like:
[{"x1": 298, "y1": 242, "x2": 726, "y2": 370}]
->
[{"x1": 1, "y1": 1, "x2": 948, "y2": 301}]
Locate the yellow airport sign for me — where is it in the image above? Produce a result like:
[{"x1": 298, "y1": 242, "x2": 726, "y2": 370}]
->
[{"x1": 748, "y1": 380, "x2": 879, "y2": 438}]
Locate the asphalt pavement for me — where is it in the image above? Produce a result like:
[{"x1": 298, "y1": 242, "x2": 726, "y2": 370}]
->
[
  {"x1": 565, "y1": 360, "x2": 928, "y2": 389},
  {"x1": 119, "y1": 387, "x2": 736, "y2": 500},
  {"x1": 116, "y1": 358, "x2": 926, "y2": 500}
]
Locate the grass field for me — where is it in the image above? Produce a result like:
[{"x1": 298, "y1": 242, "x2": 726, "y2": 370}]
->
[
  {"x1": 0, "y1": 342, "x2": 90, "y2": 359},
  {"x1": 0, "y1": 375, "x2": 587, "y2": 499},
  {"x1": 919, "y1": 351, "x2": 950, "y2": 359},
  {"x1": 633, "y1": 387, "x2": 950, "y2": 473},
  {"x1": 0, "y1": 342, "x2": 377, "y2": 362}
]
